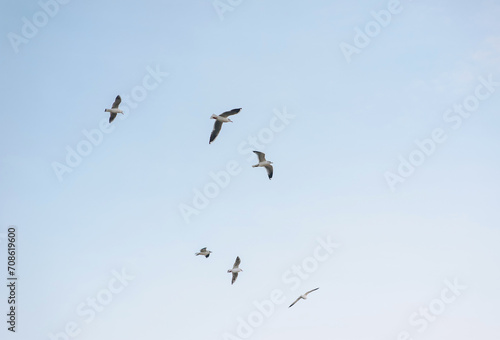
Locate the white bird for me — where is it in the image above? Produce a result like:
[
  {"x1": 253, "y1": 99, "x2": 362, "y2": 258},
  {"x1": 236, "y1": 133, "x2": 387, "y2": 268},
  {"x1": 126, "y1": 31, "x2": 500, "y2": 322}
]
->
[
  {"x1": 288, "y1": 288, "x2": 319, "y2": 308},
  {"x1": 252, "y1": 151, "x2": 273, "y2": 179},
  {"x1": 227, "y1": 256, "x2": 243, "y2": 284},
  {"x1": 104, "y1": 95, "x2": 123, "y2": 123},
  {"x1": 209, "y1": 108, "x2": 241, "y2": 144},
  {"x1": 195, "y1": 247, "x2": 212, "y2": 258}
]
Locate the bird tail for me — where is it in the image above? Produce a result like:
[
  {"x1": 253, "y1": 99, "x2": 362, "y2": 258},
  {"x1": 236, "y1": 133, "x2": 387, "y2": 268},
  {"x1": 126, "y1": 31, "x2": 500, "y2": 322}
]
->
[{"x1": 252, "y1": 164, "x2": 258, "y2": 167}]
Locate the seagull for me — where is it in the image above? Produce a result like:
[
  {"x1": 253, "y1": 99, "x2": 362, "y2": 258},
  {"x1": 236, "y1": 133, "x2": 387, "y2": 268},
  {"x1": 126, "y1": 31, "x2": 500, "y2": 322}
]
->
[
  {"x1": 288, "y1": 288, "x2": 319, "y2": 308},
  {"x1": 227, "y1": 256, "x2": 243, "y2": 285},
  {"x1": 209, "y1": 108, "x2": 242, "y2": 144},
  {"x1": 195, "y1": 247, "x2": 212, "y2": 258},
  {"x1": 104, "y1": 95, "x2": 123, "y2": 123},
  {"x1": 252, "y1": 151, "x2": 273, "y2": 179}
]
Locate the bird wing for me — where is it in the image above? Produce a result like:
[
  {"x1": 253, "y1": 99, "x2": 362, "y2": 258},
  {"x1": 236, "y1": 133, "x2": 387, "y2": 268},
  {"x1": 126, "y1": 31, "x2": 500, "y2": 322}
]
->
[
  {"x1": 231, "y1": 272, "x2": 239, "y2": 284},
  {"x1": 200, "y1": 247, "x2": 207, "y2": 252},
  {"x1": 265, "y1": 164, "x2": 273, "y2": 179},
  {"x1": 288, "y1": 297, "x2": 302, "y2": 308},
  {"x1": 233, "y1": 256, "x2": 241, "y2": 268},
  {"x1": 111, "y1": 95, "x2": 121, "y2": 109},
  {"x1": 304, "y1": 287, "x2": 319, "y2": 296},
  {"x1": 205, "y1": 253, "x2": 210, "y2": 258},
  {"x1": 220, "y1": 108, "x2": 241, "y2": 118},
  {"x1": 109, "y1": 112, "x2": 117, "y2": 123},
  {"x1": 209, "y1": 120, "x2": 223, "y2": 144},
  {"x1": 253, "y1": 151, "x2": 266, "y2": 162}
]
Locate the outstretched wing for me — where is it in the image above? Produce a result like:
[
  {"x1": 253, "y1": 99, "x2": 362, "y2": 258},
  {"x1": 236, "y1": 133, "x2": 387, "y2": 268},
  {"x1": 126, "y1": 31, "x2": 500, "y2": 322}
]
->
[
  {"x1": 305, "y1": 287, "x2": 319, "y2": 296},
  {"x1": 209, "y1": 120, "x2": 223, "y2": 144},
  {"x1": 233, "y1": 256, "x2": 241, "y2": 268},
  {"x1": 264, "y1": 165, "x2": 273, "y2": 180},
  {"x1": 109, "y1": 112, "x2": 117, "y2": 123},
  {"x1": 231, "y1": 272, "x2": 239, "y2": 285},
  {"x1": 220, "y1": 108, "x2": 241, "y2": 118},
  {"x1": 288, "y1": 297, "x2": 302, "y2": 308},
  {"x1": 253, "y1": 151, "x2": 266, "y2": 162},
  {"x1": 112, "y1": 95, "x2": 121, "y2": 109}
]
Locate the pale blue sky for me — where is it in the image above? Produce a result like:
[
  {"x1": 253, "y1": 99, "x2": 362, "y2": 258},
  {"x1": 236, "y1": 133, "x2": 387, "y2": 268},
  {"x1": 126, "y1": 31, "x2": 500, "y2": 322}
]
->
[{"x1": 1, "y1": 1, "x2": 500, "y2": 339}]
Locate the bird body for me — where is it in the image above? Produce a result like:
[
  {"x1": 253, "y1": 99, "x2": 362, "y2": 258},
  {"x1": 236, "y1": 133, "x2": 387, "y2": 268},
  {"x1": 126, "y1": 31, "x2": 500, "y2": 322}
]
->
[
  {"x1": 105, "y1": 108, "x2": 123, "y2": 114},
  {"x1": 209, "y1": 108, "x2": 241, "y2": 144},
  {"x1": 104, "y1": 95, "x2": 123, "y2": 123},
  {"x1": 227, "y1": 256, "x2": 243, "y2": 284},
  {"x1": 211, "y1": 114, "x2": 232, "y2": 123},
  {"x1": 252, "y1": 160, "x2": 273, "y2": 167},
  {"x1": 195, "y1": 247, "x2": 212, "y2": 258},
  {"x1": 227, "y1": 267, "x2": 243, "y2": 274}
]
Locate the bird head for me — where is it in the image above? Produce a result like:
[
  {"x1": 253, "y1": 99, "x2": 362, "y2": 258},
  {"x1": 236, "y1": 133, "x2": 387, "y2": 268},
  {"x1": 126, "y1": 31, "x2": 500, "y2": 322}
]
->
[{"x1": 228, "y1": 119, "x2": 233, "y2": 123}]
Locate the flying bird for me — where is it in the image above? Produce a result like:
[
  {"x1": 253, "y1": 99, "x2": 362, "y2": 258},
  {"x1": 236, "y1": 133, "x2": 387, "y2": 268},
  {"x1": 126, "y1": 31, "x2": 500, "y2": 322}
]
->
[
  {"x1": 288, "y1": 288, "x2": 319, "y2": 308},
  {"x1": 227, "y1": 256, "x2": 243, "y2": 284},
  {"x1": 252, "y1": 151, "x2": 273, "y2": 179},
  {"x1": 195, "y1": 247, "x2": 212, "y2": 258},
  {"x1": 104, "y1": 95, "x2": 123, "y2": 123},
  {"x1": 209, "y1": 108, "x2": 241, "y2": 144}
]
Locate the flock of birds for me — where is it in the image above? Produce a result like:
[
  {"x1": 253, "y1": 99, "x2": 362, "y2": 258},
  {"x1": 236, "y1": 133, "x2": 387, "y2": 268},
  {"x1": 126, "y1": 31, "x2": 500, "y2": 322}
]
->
[
  {"x1": 195, "y1": 249, "x2": 319, "y2": 308},
  {"x1": 104, "y1": 96, "x2": 318, "y2": 308},
  {"x1": 105, "y1": 96, "x2": 274, "y2": 179}
]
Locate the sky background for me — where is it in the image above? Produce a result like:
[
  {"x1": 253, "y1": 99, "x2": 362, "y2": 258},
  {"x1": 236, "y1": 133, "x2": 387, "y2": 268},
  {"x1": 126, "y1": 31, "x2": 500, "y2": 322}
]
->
[{"x1": 1, "y1": 0, "x2": 500, "y2": 339}]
